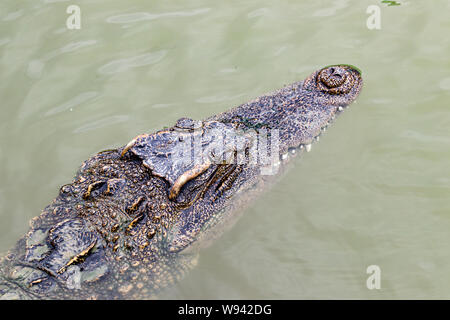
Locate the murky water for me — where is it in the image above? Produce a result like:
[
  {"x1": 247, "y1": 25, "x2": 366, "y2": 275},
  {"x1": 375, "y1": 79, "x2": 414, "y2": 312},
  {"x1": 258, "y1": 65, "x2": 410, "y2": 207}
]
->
[{"x1": 1, "y1": 0, "x2": 450, "y2": 299}]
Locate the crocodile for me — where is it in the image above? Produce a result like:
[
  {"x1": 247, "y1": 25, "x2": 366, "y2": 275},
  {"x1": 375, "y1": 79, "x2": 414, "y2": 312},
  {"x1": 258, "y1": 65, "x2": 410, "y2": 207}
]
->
[{"x1": 0, "y1": 65, "x2": 363, "y2": 299}]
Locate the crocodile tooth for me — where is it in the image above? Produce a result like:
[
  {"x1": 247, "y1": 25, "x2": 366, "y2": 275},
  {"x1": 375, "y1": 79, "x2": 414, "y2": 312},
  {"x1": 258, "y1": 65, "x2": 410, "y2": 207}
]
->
[
  {"x1": 281, "y1": 153, "x2": 288, "y2": 161},
  {"x1": 288, "y1": 148, "x2": 296, "y2": 155},
  {"x1": 316, "y1": 136, "x2": 320, "y2": 142},
  {"x1": 338, "y1": 106, "x2": 344, "y2": 111},
  {"x1": 305, "y1": 144, "x2": 312, "y2": 152}
]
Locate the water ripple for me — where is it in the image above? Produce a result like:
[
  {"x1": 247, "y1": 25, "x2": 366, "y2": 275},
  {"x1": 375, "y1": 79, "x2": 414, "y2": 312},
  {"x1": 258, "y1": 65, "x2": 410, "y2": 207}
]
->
[
  {"x1": 45, "y1": 40, "x2": 98, "y2": 60},
  {"x1": 98, "y1": 50, "x2": 167, "y2": 75},
  {"x1": 26, "y1": 40, "x2": 97, "y2": 79},
  {"x1": 247, "y1": 8, "x2": 269, "y2": 19},
  {"x1": 45, "y1": 91, "x2": 99, "y2": 117},
  {"x1": 439, "y1": 77, "x2": 450, "y2": 90},
  {"x1": 151, "y1": 103, "x2": 175, "y2": 109},
  {"x1": 196, "y1": 93, "x2": 245, "y2": 104},
  {"x1": 313, "y1": 0, "x2": 349, "y2": 17},
  {"x1": 27, "y1": 59, "x2": 45, "y2": 79},
  {"x1": 0, "y1": 38, "x2": 11, "y2": 47},
  {"x1": 106, "y1": 8, "x2": 210, "y2": 24},
  {"x1": 73, "y1": 115, "x2": 129, "y2": 133},
  {"x1": 2, "y1": 10, "x2": 23, "y2": 22},
  {"x1": 43, "y1": 0, "x2": 70, "y2": 3}
]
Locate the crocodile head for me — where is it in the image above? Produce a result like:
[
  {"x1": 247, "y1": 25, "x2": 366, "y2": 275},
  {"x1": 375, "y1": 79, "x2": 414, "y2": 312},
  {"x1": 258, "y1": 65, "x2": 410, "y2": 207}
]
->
[
  {"x1": 287, "y1": 64, "x2": 363, "y2": 147},
  {"x1": 216, "y1": 64, "x2": 363, "y2": 156},
  {"x1": 125, "y1": 64, "x2": 363, "y2": 174},
  {"x1": 0, "y1": 65, "x2": 363, "y2": 299},
  {"x1": 122, "y1": 64, "x2": 363, "y2": 252}
]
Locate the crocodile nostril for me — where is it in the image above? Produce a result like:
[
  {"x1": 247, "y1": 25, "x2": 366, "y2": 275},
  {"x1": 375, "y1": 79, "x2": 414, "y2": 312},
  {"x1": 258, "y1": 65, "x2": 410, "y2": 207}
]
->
[
  {"x1": 330, "y1": 68, "x2": 344, "y2": 79},
  {"x1": 318, "y1": 68, "x2": 346, "y2": 88},
  {"x1": 315, "y1": 65, "x2": 356, "y2": 94}
]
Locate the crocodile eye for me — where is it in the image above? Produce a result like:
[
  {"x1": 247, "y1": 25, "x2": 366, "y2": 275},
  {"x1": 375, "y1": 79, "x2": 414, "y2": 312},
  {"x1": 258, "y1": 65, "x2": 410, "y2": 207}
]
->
[{"x1": 316, "y1": 66, "x2": 355, "y2": 95}]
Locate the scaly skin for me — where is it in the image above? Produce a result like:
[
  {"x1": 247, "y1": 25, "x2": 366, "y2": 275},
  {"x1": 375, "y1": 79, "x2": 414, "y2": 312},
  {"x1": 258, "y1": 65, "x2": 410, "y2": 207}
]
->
[{"x1": 0, "y1": 65, "x2": 363, "y2": 299}]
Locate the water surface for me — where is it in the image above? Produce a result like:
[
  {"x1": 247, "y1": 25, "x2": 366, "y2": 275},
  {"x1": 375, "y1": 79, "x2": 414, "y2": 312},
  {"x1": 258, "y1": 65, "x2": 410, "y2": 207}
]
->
[{"x1": 1, "y1": 0, "x2": 450, "y2": 299}]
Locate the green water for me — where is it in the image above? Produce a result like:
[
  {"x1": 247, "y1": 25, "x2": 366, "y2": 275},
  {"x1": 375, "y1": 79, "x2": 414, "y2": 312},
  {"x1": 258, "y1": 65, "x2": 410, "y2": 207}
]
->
[{"x1": 1, "y1": 0, "x2": 450, "y2": 299}]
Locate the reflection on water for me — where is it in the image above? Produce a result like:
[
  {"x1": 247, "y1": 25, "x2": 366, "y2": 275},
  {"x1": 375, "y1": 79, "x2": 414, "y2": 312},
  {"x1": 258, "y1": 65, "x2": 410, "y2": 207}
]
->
[
  {"x1": 97, "y1": 50, "x2": 167, "y2": 75},
  {"x1": 106, "y1": 8, "x2": 211, "y2": 24},
  {"x1": 1, "y1": 0, "x2": 450, "y2": 299}
]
